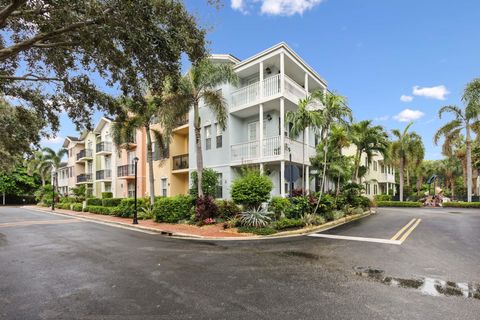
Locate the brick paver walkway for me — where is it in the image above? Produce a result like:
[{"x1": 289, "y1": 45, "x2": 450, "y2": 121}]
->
[{"x1": 26, "y1": 206, "x2": 251, "y2": 238}]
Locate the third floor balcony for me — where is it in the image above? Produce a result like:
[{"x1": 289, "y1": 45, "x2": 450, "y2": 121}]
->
[
  {"x1": 117, "y1": 164, "x2": 135, "y2": 179},
  {"x1": 172, "y1": 154, "x2": 189, "y2": 172},
  {"x1": 231, "y1": 74, "x2": 308, "y2": 111},
  {"x1": 96, "y1": 141, "x2": 112, "y2": 155},
  {"x1": 96, "y1": 169, "x2": 112, "y2": 181},
  {"x1": 76, "y1": 149, "x2": 93, "y2": 162}
]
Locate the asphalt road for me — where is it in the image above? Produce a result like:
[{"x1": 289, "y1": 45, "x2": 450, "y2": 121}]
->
[{"x1": 0, "y1": 206, "x2": 479, "y2": 319}]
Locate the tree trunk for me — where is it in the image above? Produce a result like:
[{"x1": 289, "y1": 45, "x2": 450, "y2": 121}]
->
[
  {"x1": 399, "y1": 157, "x2": 404, "y2": 202},
  {"x1": 406, "y1": 168, "x2": 410, "y2": 187},
  {"x1": 42, "y1": 177, "x2": 45, "y2": 187},
  {"x1": 353, "y1": 149, "x2": 362, "y2": 182},
  {"x1": 146, "y1": 125, "x2": 155, "y2": 206},
  {"x1": 2, "y1": 191, "x2": 5, "y2": 205},
  {"x1": 451, "y1": 176, "x2": 455, "y2": 200},
  {"x1": 336, "y1": 175, "x2": 341, "y2": 197},
  {"x1": 466, "y1": 124, "x2": 472, "y2": 202},
  {"x1": 194, "y1": 102, "x2": 204, "y2": 197}
]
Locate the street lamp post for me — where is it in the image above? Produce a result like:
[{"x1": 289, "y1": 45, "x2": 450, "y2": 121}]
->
[{"x1": 133, "y1": 157, "x2": 139, "y2": 224}]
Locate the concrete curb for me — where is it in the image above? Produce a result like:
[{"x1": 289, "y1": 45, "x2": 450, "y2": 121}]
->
[{"x1": 24, "y1": 206, "x2": 373, "y2": 241}]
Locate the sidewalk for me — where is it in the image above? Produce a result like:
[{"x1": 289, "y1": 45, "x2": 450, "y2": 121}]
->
[{"x1": 25, "y1": 205, "x2": 251, "y2": 238}]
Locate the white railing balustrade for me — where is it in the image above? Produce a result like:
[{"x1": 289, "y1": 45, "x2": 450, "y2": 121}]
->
[
  {"x1": 285, "y1": 75, "x2": 307, "y2": 99},
  {"x1": 231, "y1": 140, "x2": 260, "y2": 162},
  {"x1": 231, "y1": 81, "x2": 259, "y2": 107},
  {"x1": 263, "y1": 74, "x2": 281, "y2": 98},
  {"x1": 262, "y1": 136, "x2": 281, "y2": 157}
]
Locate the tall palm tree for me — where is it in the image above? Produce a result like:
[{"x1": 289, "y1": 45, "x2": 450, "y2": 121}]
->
[
  {"x1": 43, "y1": 147, "x2": 67, "y2": 195},
  {"x1": 390, "y1": 122, "x2": 424, "y2": 202},
  {"x1": 314, "y1": 91, "x2": 352, "y2": 198},
  {"x1": 163, "y1": 58, "x2": 238, "y2": 197},
  {"x1": 329, "y1": 125, "x2": 351, "y2": 195},
  {"x1": 350, "y1": 120, "x2": 389, "y2": 182},
  {"x1": 286, "y1": 91, "x2": 325, "y2": 193},
  {"x1": 434, "y1": 78, "x2": 480, "y2": 202},
  {"x1": 112, "y1": 97, "x2": 171, "y2": 205},
  {"x1": 26, "y1": 151, "x2": 51, "y2": 186}
]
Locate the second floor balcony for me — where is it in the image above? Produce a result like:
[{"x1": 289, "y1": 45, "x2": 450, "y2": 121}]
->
[
  {"x1": 96, "y1": 169, "x2": 112, "y2": 181},
  {"x1": 231, "y1": 74, "x2": 308, "y2": 111},
  {"x1": 230, "y1": 136, "x2": 315, "y2": 165},
  {"x1": 76, "y1": 149, "x2": 93, "y2": 162},
  {"x1": 76, "y1": 173, "x2": 93, "y2": 184},
  {"x1": 117, "y1": 164, "x2": 135, "y2": 178},
  {"x1": 172, "y1": 154, "x2": 189, "y2": 172},
  {"x1": 96, "y1": 142, "x2": 112, "y2": 155}
]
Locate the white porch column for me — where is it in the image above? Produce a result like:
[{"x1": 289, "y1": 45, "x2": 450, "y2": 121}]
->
[
  {"x1": 280, "y1": 52, "x2": 285, "y2": 94},
  {"x1": 304, "y1": 73, "x2": 309, "y2": 95},
  {"x1": 259, "y1": 103, "x2": 264, "y2": 160},
  {"x1": 305, "y1": 166, "x2": 310, "y2": 193},
  {"x1": 281, "y1": 160, "x2": 286, "y2": 197},
  {"x1": 259, "y1": 61, "x2": 264, "y2": 98},
  {"x1": 280, "y1": 97, "x2": 285, "y2": 158},
  {"x1": 386, "y1": 183, "x2": 389, "y2": 195}
]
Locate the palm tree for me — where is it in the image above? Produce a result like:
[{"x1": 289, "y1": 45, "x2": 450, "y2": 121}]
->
[
  {"x1": 328, "y1": 125, "x2": 351, "y2": 195},
  {"x1": 434, "y1": 78, "x2": 480, "y2": 202},
  {"x1": 43, "y1": 147, "x2": 67, "y2": 195},
  {"x1": 314, "y1": 91, "x2": 352, "y2": 198},
  {"x1": 163, "y1": 58, "x2": 238, "y2": 197},
  {"x1": 286, "y1": 91, "x2": 325, "y2": 193},
  {"x1": 390, "y1": 122, "x2": 424, "y2": 202},
  {"x1": 26, "y1": 151, "x2": 51, "y2": 186},
  {"x1": 350, "y1": 120, "x2": 389, "y2": 182},
  {"x1": 111, "y1": 97, "x2": 171, "y2": 205}
]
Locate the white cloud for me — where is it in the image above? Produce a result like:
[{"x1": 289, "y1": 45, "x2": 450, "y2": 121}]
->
[
  {"x1": 41, "y1": 136, "x2": 64, "y2": 145},
  {"x1": 231, "y1": 0, "x2": 246, "y2": 12},
  {"x1": 412, "y1": 85, "x2": 449, "y2": 100},
  {"x1": 231, "y1": 0, "x2": 324, "y2": 16},
  {"x1": 393, "y1": 109, "x2": 425, "y2": 122},
  {"x1": 374, "y1": 115, "x2": 389, "y2": 121},
  {"x1": 400, "y1": 95, "x2": 413, "y2": 102}
]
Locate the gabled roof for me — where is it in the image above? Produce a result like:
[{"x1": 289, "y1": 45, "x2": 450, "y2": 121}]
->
[
  {"x1": 62, "y1": 136, "x2": 81, "y2": 148},
  {"x1": 94, "y1": 117, "x2": 112, "y2": 133}
]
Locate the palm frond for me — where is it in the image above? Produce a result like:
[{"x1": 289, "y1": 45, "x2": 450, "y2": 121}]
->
[{"x1": 203, "y1": 89, "x2": 228, "y2": 130}]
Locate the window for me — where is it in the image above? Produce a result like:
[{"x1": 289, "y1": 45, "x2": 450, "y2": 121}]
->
[
  {"x1": 128, "y1": 182, "x2": 135, "y2": 198},
  {"x1": 105, "y1": 183, "x2": 111, "y2": 193},
  {"x1": 381, "y1": 164, "x2": 385, "y2": 173},
  {"x1": 365, "y1": 157, "x2": 368, "y2": 168},
  {"x1": 216, "y1": 124, "x2": 223, "y2": 148},
  {"x1": 374, "y1": 184, "x2": 378, "y2": 195},
  {"x1": 161, "y1": 178, "x2": 168, "y2": 197},
  {"x1": 205, "y1": 125, "x2": 212, "y2": 150},
  {"x1": 373, "y1": 161, "x2": 378, "y2": 171},
  {"x1": 216, "y1": 173, "x2": 223, "y2": 198}
]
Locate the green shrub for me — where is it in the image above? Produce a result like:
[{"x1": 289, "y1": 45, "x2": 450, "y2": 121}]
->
[
  {"x1": 269, "y1": 197, "x2": 292, "y2": 218},
  {"x1": 34, "y1": 185, "x2": 53, "y2": 202},
  {"x1": 325, "y1": 210, "x2": 345, "y2": 221},
  {"x1": 101, "y1": 192, "x2": 113, "y2": 199},
  {"x1": 60, "y1": 197, "x2": 77, "y2": 204},
  {"x1": 286, "y1": 196, "x2": 313, "y2": 219},
  {"x1": 231, "y1": 170, "x2": 273, "y2": 208},
  {"x1": 154, "y1": 195, "x2": 194, "y2": 223},
  {"x1": 272, "y1": 218, "x2": 304, "y2": 230},
  {"x1": 301, "y1": 213, "x2": 325, "y2": 226},
  {"x1": 316, "y1": 194, "x2": 335, "y2": 214},
  {"x1": 86, "y1": 198, "x2": 102, "y2": 206},
  {"x1": 352, "y1": 207, "x2": 365, "y2": 215},
  {"x1": 195, "y1": 196, "x2": 218, "y2": 221},
  {"x1": 85, "y1": 205, "x2": 115, "y2": 215},
  {"x1": 238, "y1": 207, "x2": 272, "y2": 228},
  {"x1": 216, "y1": 200, "x2": 241, "y2": 219},
  {"x1": 190, "y1": 168, "x2": 219, "y2": 198},
  {"x1": 72, "y1": 203, "x2": 83, "y2": 211},
  {"x1": 112, "y1": 198, "x2": 148, "y2": 218},
  {"x1": 102, "y1": 198, "x2": 122, "y2": 207},
  {"x1": 443, "y1": 202, "x2": 480, "y2": 208},
  {"x1": 377, "y1": 201, "x2": 422, "y2": 207},
  {"x1": 374, "y1": 194, "x2": 393, "y2": 202},
  {"x1": 237, "y1": 226, "x2": 277, "y2": 235},
  {"x1": 71, "y1": 185, "x2": 86, "y2": 202},
  {"x1": 138, "y1": 204, "x2": 155, "y2": 220},
  {"x1": 56, "y1": 203, "x2": 71, "y2": 210}
]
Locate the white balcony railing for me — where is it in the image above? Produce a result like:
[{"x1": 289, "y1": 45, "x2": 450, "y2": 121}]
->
[
  {"x1": 231, "y1": 135, "x2": 316, "y2": 164},
  {"x1": 231, "y1": 74, "x2": 307, "y2": 109}
]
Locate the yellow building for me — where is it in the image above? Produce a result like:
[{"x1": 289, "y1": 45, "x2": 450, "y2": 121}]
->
[{"x1": 147, "y1": 119, "x2": 189, "y2": 197}]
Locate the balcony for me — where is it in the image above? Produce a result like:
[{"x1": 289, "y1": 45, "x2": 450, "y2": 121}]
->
[
  {"x1": 230, "y1": 136, "x2": 315, "y2": 165},
  {"x1": 96, "y1": 142, "x2": 112, "y2": 155},
  {"x1": 172, "y1": 154, "x2": 189, "y2": 172},
  {"x1": 76, "y1": 173, "x2": 93, "y2": 184},
  {"x1": 231, "y1": 74, "x2": 308, "y2": 110},
  {"x1": 76, "y1": 149, "x2": 93, "y2": 162},
  {"x1": 117, "y1": 164, "x2": 135, "y2": 178},
  {"x1": 96, "y1": 169, "x2": 112, "y2": 181}
]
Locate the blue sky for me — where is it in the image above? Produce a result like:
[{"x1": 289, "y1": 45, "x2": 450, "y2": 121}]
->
[{"x1": 43, "y1": 0, "x2": 480, "y2": 160}]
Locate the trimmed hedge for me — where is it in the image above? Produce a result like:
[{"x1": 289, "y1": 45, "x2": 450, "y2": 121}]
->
[
  {"x1": 272, "y1": 218, "x2": 304, "y2": 230},
  {"x1": 72, "y1": 203, "x2": 83, "y2": 211},
  {"x1": 154, "y1": 195, "x2": 194, "y2": 223},
  {"x1": 101, "y1": 192, "x2": 113, "y2": 199},
  {"x1": 443, "y1": 202, "x2": 480, "y2": 208},
  {"x1": 377, "y1": 201, "x2": 422, "y2": 207},
  {"x1": 56, "y1": 203, "x2": 71, "y2": 210},
  {"x1": 374, "y1": 194, "x2": 393, "y2": 202},
  {"x1": 86, "y1": 198, "x2": 103, "y2": 206},
  {"x1": 102, "y1": 198, "x2": 122, "y2": 207},
  {"x1": 237, "y1": 226, "x2": 277, "y2": 235},
  {"x1": 85, "y1": 205, "x2": 116, "y2": 215}
]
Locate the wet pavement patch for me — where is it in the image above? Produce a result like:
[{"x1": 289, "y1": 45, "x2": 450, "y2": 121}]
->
[
  {"x1": 354, "y1": 266, "x2": 480, "y2": 300},
  {"x1": 0, "y1": 233, "x2": 6, "y2": 246},
  {"x1": 277, "y1": 251, "x2": 319, "y2": 260}
]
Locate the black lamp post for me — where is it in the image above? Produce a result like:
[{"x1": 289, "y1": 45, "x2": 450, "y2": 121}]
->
[
  {"x1": 133, "y1": 157, "x2": 139, "y2": 224},
  {"x1": 51, "y1": 170, "x2": 57, "y2": 211}
]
